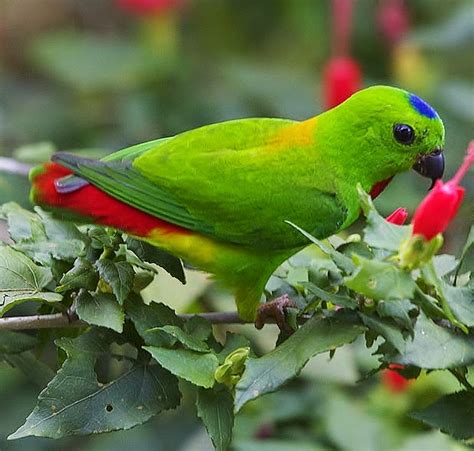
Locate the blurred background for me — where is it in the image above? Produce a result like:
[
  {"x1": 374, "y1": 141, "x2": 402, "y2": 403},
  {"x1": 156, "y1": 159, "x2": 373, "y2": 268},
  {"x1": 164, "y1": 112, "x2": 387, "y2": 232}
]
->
[{"x1": 0, "y1": 0, "x2": 473, "y2": 450}]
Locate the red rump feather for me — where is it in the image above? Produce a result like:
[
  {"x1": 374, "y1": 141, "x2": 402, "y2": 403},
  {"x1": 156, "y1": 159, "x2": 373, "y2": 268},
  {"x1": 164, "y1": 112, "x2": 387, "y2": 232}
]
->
[{"x1": 32, "y1": 162, "x2": 188, "y2": 236}]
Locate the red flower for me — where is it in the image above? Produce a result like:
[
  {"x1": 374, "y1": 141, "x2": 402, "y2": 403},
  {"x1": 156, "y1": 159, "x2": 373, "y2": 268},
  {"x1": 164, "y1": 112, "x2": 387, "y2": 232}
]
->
[
  {"x1": 385, "y1": 207, "x2": 408, "y2": 225},
  {"x1": 381, "y1": 364, "x2": 410, "y2": 393},
  {"x1": 323, "y1": 56, "x2": 362, "y2": 109},
  {"x1": 117, "y1": 0, "x2": 183, "y2": 15},
  {"x1": 377, "y1": 0, "x2": 410, "y2": 45},
  {"x1": 412, "y1": 141, "x2": 474, "y2": 241}
]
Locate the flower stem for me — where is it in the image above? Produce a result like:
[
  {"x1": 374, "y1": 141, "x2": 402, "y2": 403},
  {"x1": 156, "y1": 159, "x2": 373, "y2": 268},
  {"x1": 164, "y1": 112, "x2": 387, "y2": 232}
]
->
[{"x1": 449, "y1": 140, "x2": 474, "y2": 186}]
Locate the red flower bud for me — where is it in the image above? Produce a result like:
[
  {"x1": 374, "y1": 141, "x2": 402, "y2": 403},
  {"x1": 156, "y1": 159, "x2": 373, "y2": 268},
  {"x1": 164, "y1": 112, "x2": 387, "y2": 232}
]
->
[
  {"x1": 381, "y1": 363, "x2": 410, "y2": 393},
  {"x1": 377, "y1": 0, "x2": 410, "y2": 45},
  {"x1": 386, "y1": 207, "x2": 408, "y2": 225},
  {"x1": 117, "y1": 0, "x2": 183, "y2": 15},
  {"x1": 322, "y1": 56, "x2": 362, "y2": 109},
  {"x1": 412, "y1": 141, "x2": 474, "y2": 241}
]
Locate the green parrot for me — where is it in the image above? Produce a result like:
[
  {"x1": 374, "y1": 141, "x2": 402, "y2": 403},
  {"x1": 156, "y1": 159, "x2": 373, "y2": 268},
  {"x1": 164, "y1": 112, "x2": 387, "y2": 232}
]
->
[{"x1": 30, "y1": 86, "x2": 445, "y2": 321}]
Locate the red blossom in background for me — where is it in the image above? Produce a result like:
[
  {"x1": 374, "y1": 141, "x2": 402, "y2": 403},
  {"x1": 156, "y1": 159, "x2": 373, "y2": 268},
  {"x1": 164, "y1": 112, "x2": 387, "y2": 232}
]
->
[
  {"x1": 412, "y1": 141, "x2": 474, "y2": 241},
  {"x1": 117, "y1": 0, "x2": 183, "y2": 15},
  {"x1": 377, "y1": 0, "x2": 410, "y2": 46},
  {"x1": 322, "y1": 0, "x2": 362, "y2": 109},
  {"x1": 385, "y1": 207, "x2": 408, "y2": 225},
  {"x1": 323, "y1": 56, "x2": 362, "y2": 109},
  {"x1": 381, "y1": 364, "x2": 411, "y2": 393}
]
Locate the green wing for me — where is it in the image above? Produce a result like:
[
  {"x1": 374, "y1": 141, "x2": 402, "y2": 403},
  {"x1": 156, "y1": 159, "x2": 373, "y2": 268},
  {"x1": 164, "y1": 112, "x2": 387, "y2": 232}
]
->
[{"x1": 54, "y1": 118, "x2": 347, "y2": 249}]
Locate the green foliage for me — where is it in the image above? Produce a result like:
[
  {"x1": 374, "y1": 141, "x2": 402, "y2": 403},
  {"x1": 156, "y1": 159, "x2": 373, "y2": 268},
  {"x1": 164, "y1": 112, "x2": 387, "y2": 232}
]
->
[{"x1": 0, "y1": 197, "x2": 473, "y2": 449}]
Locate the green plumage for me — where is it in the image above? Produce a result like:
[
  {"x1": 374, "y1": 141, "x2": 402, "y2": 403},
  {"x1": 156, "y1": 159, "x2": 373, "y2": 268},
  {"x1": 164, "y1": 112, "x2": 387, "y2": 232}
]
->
[{"x1": 35, "y1": 86, "x2": 445, "y2": 319}]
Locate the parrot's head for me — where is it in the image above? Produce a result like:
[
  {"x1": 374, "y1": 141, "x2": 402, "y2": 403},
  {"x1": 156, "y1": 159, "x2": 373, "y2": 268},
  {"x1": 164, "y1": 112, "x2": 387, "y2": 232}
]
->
[{"x1": 332, "y1": 85, "x2": 445, "y2": 189}]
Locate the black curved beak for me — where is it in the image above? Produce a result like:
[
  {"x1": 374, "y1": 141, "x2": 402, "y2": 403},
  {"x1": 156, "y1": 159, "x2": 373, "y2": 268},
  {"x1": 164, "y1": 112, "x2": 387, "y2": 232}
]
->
[{"x1": 413, "y1": 149, "x2": 445, "y2": 189}]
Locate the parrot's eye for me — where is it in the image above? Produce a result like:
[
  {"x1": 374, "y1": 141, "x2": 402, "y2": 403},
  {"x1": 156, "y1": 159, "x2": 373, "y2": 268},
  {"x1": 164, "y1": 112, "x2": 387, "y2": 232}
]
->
[{"x1": 393, "y1": 124, "x2": 415, "y2": 145}]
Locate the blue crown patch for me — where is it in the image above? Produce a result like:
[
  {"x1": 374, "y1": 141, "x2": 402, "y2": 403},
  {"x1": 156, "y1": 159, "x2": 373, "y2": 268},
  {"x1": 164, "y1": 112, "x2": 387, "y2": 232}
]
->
[{"x1": 409, "y1": 93, "x2": 438, "y2": 119}]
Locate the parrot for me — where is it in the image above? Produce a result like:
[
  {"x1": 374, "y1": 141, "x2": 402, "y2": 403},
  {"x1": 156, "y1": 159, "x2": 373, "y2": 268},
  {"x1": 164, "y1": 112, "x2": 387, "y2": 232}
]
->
[{"x1": 29, "y1": 85, "x2": 445, "y2": 323}]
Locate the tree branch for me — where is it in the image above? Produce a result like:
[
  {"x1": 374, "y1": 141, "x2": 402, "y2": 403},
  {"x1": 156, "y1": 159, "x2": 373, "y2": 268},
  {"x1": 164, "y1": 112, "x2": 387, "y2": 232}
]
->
[
  {"x1": 0, "y1": 311, "x2": 249, "y2": 331},
  {"x1": 0, "y1": 157, "x2": 33, "y2": 177},
  {"x1": 0, "y1": 310, "x2": 309, "y2": 331}
]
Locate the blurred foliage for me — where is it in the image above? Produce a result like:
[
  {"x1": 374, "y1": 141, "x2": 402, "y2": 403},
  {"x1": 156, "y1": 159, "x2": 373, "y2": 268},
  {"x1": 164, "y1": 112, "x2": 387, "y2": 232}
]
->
[{"x1": 0, "y1": 0, "x2": 473, "y2": 449}]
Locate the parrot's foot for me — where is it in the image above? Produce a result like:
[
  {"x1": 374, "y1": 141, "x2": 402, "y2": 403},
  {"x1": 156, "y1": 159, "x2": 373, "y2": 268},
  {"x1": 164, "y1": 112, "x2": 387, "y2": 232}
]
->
[{"x1": 255, "y1": 294, "x2": 295, "y2": 333}]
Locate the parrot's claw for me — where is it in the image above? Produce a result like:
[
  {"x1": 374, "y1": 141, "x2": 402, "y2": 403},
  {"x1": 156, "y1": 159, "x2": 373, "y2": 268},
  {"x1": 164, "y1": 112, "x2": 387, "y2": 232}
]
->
[{"x1": 255, "y1": 294, "x2": 295, "y2": 333}]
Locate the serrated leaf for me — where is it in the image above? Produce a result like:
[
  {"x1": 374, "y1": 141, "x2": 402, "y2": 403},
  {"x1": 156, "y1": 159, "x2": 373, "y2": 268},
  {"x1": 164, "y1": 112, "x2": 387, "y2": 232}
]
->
[
  {"x1": 397, "y1": 313, "x2": 474, "y2": 369},
  {"x1": 0, "y1": 330, "x2": 38, "y2": 354},
  {"x1": 2, "y1": 204, "x2": 85, "y2": 264},
  {"x1": 145, "y1": 347, "x2": 218, "y2": 388},
  {"x1": 411, "y1": 391, "x2": 474, "y2": 440},
  {"x1": 234, "y1": 312, "x2": 365, "y2": 412},
  {"x1": 150, "y1": 325, "x2": 209, "y2": 352},
  {"x1": 184, "y1": 315, "x2": 213, "y2": 343},
  {"x1": 197, "y1": 386, "x2": 234, "y2": 451},
  {"x1": 76, "y1": 291, "x2": 124, "y2": 333},
  {"x1": 96, "y1": 260, "x2": 134, "y2": 305},
  {"x1": 0, "y1": 245, "x2": 52, "y2": 289},
  {"x1": 126, "y1": 298, "x2": 183, "y2": 347},
  {"x1": 0, "y1": 202, "x2": 43, "y2": 242},
  {"x1": 376, "y1": 299, "x2": 414, "y2": 330},
  {"x1": 0, "y1": 246, "x2": 61, "y2": 316},
  {"x1": 359, "y1": 313, "x2": 406, "y2": 353},
  {"x1": 345, "y1": 255, "x2": 416, "y2": 300},
  {"x1": 303, "y1": 282, "x2": 357, "y2": 309},
  {"x1": 126, "y1": 237, "x2": 186, "y2": 284},
  {"x1": 35, "y1": 207, "x2": 84, "y2": 242},
  {"x1": 57, "y1": 258, "x2": 98, "y2": 292},
  {"x1": 9, "y1": 330, "x2": 180, "y2": 439}
]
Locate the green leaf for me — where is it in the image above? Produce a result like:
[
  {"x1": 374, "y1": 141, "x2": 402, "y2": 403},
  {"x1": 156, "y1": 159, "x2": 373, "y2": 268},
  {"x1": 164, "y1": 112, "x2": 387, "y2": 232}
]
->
[
  {"x1": 2, "y1": 204, "x2": 85, "y2": 264},
  {"x1": 286, "y1": 221, "x2": 355, "y2": 273},
  {"x1": 96, "y1": 260, "x2": 134, "y2": 305},
  {"x1": 398, "y1": 313, "x2": 474, "y2": 369},
  {"x1": 376, "y1": 299, "x2": 414, "y2": 330},
  {"x1": 35, "y1": 207, "x2": 84, "y2": 243},
  {"x1": 0, "y1": 331, "x2": 38, "y2": 354},
  {"x1": 359, "y1": 313, "x2": 406, "y2": 353},
  {"x1": 150, "y1": 325, "x2": 209, "y2": 352},
  {"x1": 144, "y1": 347, "x2": 219, "y2": 388},
  {"x1": 357, "y1": 186, "x2": 410, "y2": 251},
  {"x1": 454, "y1": 225, "x2": 474, "y2": 283},
  {"x1": 345, "y1": 255, "x2": 416, "y2": 301},
  {"x1": 9, "y1": 330, "x2": 180, "y2": 439},
  {"x1": 0, "y1": 246, "x2": 61, "y2": 316},
  {"x1": 303, "y1": 282, "x2": 357, "y2": 309},
  {"x1": 411, "y1": 390, "x2": 474, "y2": 440},
  {"x1": 433, "y1": 254, "x2": 458, "y2": 277},
  {"x1": 184, "y1": 315, "x2": 213, "y2": 343},
  {"x1": 126, "y1": 299, "x2": 183, "y2": 347},
  {"x1": 76, "y1": 291, "x2": 125, "y2": 333},
  {"x1": 126, "y1": 237, "x2": 186, "y2": 284},
  {"x1": 3, "y1": 352, "x2": 56, "y2": 389},
  {"x1": 57, "y1": 258, "x2": 99, "y2": 292},
  {"x1": 443, "y1": 283, "x2": 474, "y2": 326},
  {"x1": 234, "y1": 312, "x2": 365, "y2": 411},
  {"x1": 0, "y1": 202, "x2": 43, "y2": 242},
  {"x1": 196, "y1": 386, "x2": 234, "y2": 451}
]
